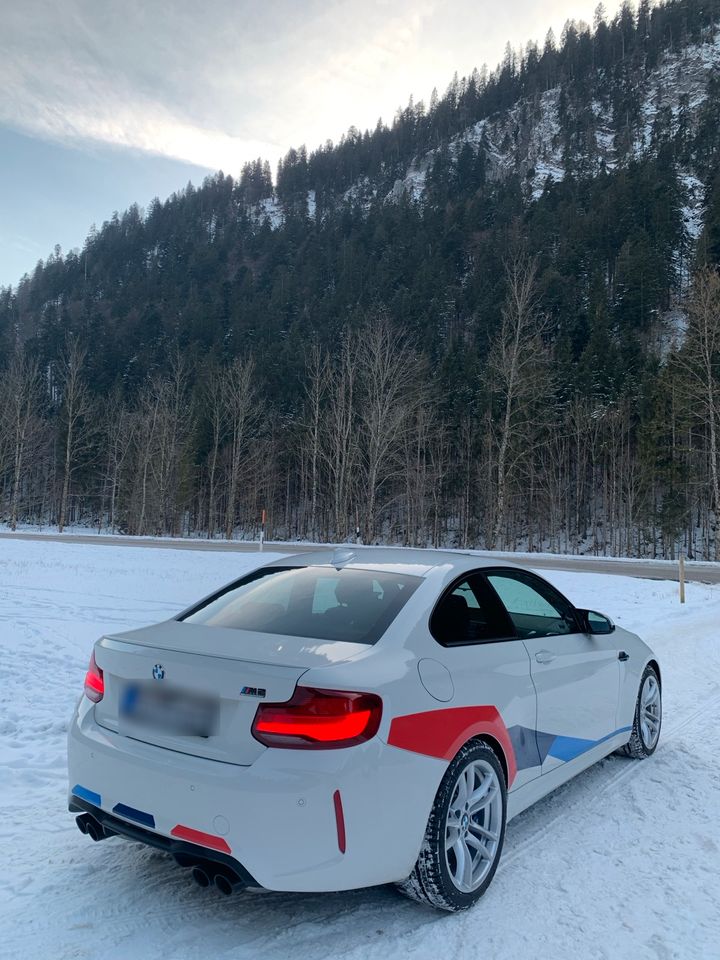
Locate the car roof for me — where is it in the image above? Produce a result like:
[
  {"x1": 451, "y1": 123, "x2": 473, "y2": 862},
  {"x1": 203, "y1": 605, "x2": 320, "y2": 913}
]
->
[{"x1": 273, "y1": 546, "x2": 527, "y2": 579}]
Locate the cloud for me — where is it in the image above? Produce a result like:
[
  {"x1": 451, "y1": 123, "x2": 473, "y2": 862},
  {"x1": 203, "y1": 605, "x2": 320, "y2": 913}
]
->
[
  {"x1": 0, "y1": 0, "x2": 286, "y2": 170},
  {"x1": 0, "y1": 0, "x2": 622, "y2": 173},
  {"x1": 5, "y1": 233, "x2": 44, "y2": 257},
  {"x1": 2, "y1": 91, "x2": 279, "y2": 174},
  {"x1": 305, "y1": 4, "x2": 436, "y2": 104}
]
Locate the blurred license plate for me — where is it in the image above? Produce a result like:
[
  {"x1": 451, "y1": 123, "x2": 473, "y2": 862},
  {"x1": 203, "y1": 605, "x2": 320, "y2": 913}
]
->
[{"x1": 120, "y1": 682, "x2": 219, "y2": 737}]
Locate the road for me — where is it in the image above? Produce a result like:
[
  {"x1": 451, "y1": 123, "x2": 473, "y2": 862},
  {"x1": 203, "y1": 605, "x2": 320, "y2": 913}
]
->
[{"x1": 1, "y1": 530, "x2": 717, "y2": 582}]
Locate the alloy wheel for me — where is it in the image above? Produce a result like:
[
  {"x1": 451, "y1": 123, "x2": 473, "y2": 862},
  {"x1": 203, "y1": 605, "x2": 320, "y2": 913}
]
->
[
  {"x1": 639, "y1": 673, "x2": 661, "y2": 749},
  {"x1": 444, "y1": 759, "x2": 503, "y2": 893}
]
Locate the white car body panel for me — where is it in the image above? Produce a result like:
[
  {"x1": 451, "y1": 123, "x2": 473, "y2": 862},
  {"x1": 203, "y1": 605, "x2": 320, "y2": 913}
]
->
[
  {"x1": 522, "y1": 632, "x2": 623, "y2": 774},
  {"x1": 67, "y1": 547, "x2": 660, "y2": 893},
  {"x1": 69, "y1": 696, "x2": 447, "y2": 890}
]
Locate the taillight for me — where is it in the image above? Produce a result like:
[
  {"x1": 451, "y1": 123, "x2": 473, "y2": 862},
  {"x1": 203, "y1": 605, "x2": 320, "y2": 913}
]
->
[
  {"x1": 252, "y1": 687, "x2": 382, "y2": 749},
  {"x1": 84, "y1": 651, "x2": 104, "y2": 703}
]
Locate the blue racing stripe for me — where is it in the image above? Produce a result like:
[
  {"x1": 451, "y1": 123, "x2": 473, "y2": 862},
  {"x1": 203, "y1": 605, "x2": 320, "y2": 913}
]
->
[
  {"x1": 112, "y1": 802, "x2": 155, "y2": 829},
  {"x1": 72, "y1": 784, "x2": 102, "y2": 807},
  {"x1": 548, "y1": 725, "x2": 632, "y2": 762}
]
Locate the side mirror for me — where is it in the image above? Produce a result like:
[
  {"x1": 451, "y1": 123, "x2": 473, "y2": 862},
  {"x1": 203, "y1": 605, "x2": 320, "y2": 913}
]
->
[{"x1": 578, "y1": 609, "x2": 615, "y2": 634}]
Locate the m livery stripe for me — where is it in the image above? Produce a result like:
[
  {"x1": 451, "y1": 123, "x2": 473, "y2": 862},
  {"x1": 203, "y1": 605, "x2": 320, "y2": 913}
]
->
[
  {"x1": 387, "y1": 706, "x2": 517, "y2": 786},
  {"x1": 388, "y1": 709, "x2": 633, "y2": 782},
  {"x1": 547, "y1": 725, "x2": 632, "y2": 762},
  {"x1": 507, "y1": 724, "x2": 544, "y2": 770},
  {"x1": 171, "y1": 824, "x2": 232, "y2": 853},
  {"x1": 112, "y1": 803, "x2": 155, "y2": 828},
  {"x1": 72, "y1": 784, "x2": 101, "y2": 807}
]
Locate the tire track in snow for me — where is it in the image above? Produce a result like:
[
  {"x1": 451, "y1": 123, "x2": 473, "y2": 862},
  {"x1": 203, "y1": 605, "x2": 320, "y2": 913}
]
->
[
  {"x1": 3, "y1": 540, "x2": 719, "y2": 959},
  {"x1": 15, "y1": 687, "x2": 720, "y2": 958},
  {"x1": 501, "y1": 685, "x2": 720, "y2": 871}
]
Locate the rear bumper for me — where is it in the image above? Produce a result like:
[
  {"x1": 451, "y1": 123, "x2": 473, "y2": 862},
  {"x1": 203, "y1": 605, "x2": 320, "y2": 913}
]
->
[
  {"x1": 68, "y1": 698, "x2": 446, "y2": 892},
  {"x1": 69, "y1": 794, "x2": 259, "y2": 886}
]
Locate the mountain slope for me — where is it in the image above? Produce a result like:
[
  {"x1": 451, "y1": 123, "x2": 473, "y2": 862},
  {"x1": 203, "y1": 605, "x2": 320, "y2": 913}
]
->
[{"x1": 1, "y1": 0, "x2": 720, "y2": 556}]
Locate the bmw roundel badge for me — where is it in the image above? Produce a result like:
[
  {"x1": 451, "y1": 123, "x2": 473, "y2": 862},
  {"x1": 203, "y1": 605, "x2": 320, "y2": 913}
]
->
[{"x1": 152, "y1": 663, "x2": 165, "y2": 681}]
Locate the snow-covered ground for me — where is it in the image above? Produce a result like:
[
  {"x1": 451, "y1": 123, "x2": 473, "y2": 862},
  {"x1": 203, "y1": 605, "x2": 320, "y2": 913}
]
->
[{"x1": 1, "y1": 539, "x2": 719, "y2": 960}]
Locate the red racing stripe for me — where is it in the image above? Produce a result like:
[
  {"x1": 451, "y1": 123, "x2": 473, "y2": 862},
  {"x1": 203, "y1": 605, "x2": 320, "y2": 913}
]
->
[
  {"x1": 387, "y1": 706, "x2": 517, "y2": 786},
  {"x1": 171, "y1": 824, "x2": 232, "y2": 853}
]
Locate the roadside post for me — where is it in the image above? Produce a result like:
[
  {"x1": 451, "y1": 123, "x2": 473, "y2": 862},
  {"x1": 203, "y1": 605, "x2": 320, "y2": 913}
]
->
[
  {"x1": 260, "y1": 509, "x2": 266, "y2": 551},
  {"x1": 679, "y1": 553, "x2": 686, "y2": 604}
]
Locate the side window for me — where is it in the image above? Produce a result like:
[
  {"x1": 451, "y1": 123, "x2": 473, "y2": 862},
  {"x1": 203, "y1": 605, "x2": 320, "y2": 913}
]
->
[
  {"x1": 453, "y1": 581, "x2": 480, "y2": 608},
  {"x1": 430, "y1": 574, "x2": 513, "y2": 646},
  {"x1": 312, "y1": 577, "x2": 341, "y2": 614},
  {"x1": 486, "y1": 571, "x2": 579, "y2": 640}
]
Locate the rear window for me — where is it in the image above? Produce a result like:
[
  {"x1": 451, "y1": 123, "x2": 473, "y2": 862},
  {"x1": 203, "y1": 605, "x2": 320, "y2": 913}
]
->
[{"x1": 179, "y1": 566, "x2": 421, "y2": 645}]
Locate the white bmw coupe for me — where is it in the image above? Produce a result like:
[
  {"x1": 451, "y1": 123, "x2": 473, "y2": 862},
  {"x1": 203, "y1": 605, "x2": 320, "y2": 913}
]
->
[{"x1": 68, "y1": 548, "x2": 661, "y2": 911}]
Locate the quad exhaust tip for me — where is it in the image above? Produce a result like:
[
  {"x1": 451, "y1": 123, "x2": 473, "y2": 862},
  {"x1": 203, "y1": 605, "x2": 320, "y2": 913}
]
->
[
  {"x1": 76, "y1": 813, "x2": 109, "y2": 842},
  {"x1": 214, "y1": 875, "x2": 234, "y2": 896},
  {"x1": 76, "y1": 814, "x2": 244, "y2": 893},
  {"x1": 191, "y1": 866, "x2": 211, "y2": 888},
  {"x1": 190, "y1": 865, "x2": 243, "y2": 896}
]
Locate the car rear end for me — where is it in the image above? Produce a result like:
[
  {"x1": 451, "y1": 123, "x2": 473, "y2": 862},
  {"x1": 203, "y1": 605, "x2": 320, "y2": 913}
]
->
[{"x1": 68, "y1": 558, "x2": 446, "y2": 893}]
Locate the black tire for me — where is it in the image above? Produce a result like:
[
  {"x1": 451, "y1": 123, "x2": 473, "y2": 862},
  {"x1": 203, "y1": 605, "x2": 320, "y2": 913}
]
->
[
  {"x1": 396, "y1": 740, "x2": 507, "y2": 912},
  {"x1": 622, "y1": 664, "x2": 662, "y2": 759}
]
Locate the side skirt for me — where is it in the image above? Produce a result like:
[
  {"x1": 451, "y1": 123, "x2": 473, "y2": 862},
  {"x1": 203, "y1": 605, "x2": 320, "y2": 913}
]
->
[{"x1": 506, "y1": 732, "x2": 630, "y2": 821}]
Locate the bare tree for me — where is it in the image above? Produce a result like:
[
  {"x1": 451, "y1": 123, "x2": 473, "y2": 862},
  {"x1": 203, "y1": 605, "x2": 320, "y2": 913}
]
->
[
  {"x1": 404, "y1": 399, "x2": 450, "y2": 547},
  {"x1": 0, "y1": 351, "x2": 44, "y2": 530},
  {"x1": 486, "y1": 252, "x2": 551, "y2": 549},
  {"x1": 132, "y1": 383, "x2": 162, "y2": 536},
  {"x1": 568, "y1": 393, "x2": 593, "y2": 551},
  {"x1": 356, "y1": 317, "x2": 419, "y2": 542},
  {"x1": 204, "y1": 366, "x2": 224, "y2": 539},
  {"x1": 320, "y1": 334, "x2": 359, "y2": 541},
  {"x1": 428, "y1": 415, "x2": 451, "y2": 548},
  {"x1": 221, "y1": 358, "x2": 259, "y2": 540},
  {"x1": 676, "y1": 268, "x2": 720, "y2": 557},
  {"x1": 126, "y1": 356, "x2": 194, "y2": 537},
  {"x1": 404, "y1": 400, "x2": 433, "y2": 546},
  {"x1": 56, "y1": 337, "x2": 94, "y2": 532},
  {"x1": 149, "y1": 352, "x2": 193, "y2": 535},
  {"x1": 99, "y1": 388, "x2": 135, "y2": 533},
  {"x1": 8, "y1": 273, "x2": 720, "y2": 558},
  {"x1": 303, "y1": 342, "x2": 329, "y2": 541}
]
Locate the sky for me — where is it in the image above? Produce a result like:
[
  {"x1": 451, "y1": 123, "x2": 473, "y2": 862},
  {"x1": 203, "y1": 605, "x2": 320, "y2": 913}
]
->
[{"x1": 0, "y1": 0, "x2": 622, "y2": 288}]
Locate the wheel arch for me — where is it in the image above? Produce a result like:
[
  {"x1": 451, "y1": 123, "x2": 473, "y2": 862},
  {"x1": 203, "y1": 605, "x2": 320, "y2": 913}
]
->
[
  {"x1": 646, "y1": 658, "x2": 661, "y2": 686},
  {"x1": 386, "y1": 706, "x2": 517, "y2": 787},
  {"x1": 466, "y1": 734, "x2": 509, "y2": 786}
]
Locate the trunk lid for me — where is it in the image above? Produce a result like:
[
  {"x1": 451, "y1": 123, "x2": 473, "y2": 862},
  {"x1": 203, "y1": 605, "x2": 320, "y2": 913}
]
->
[{"x1": 92, "y1": 620, "x2": 369, "y2": 765}]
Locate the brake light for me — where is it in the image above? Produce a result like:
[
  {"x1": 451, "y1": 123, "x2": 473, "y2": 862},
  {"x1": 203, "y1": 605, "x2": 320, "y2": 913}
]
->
[
  {"x1": 84, "y1": 651, "x2": 104, "y2": 703},
  {"x1": 252, "y1": 687, "x2": 382, "y2": 749}
]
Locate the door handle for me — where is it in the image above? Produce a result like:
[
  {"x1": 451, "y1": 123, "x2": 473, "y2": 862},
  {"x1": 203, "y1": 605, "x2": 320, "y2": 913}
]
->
[
  {"x1": 618, "y1": 651, "x2": 630, "y2": 662},
  {"x1": 535, "y1": 650, "x2": 556, "y2": 664}
]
